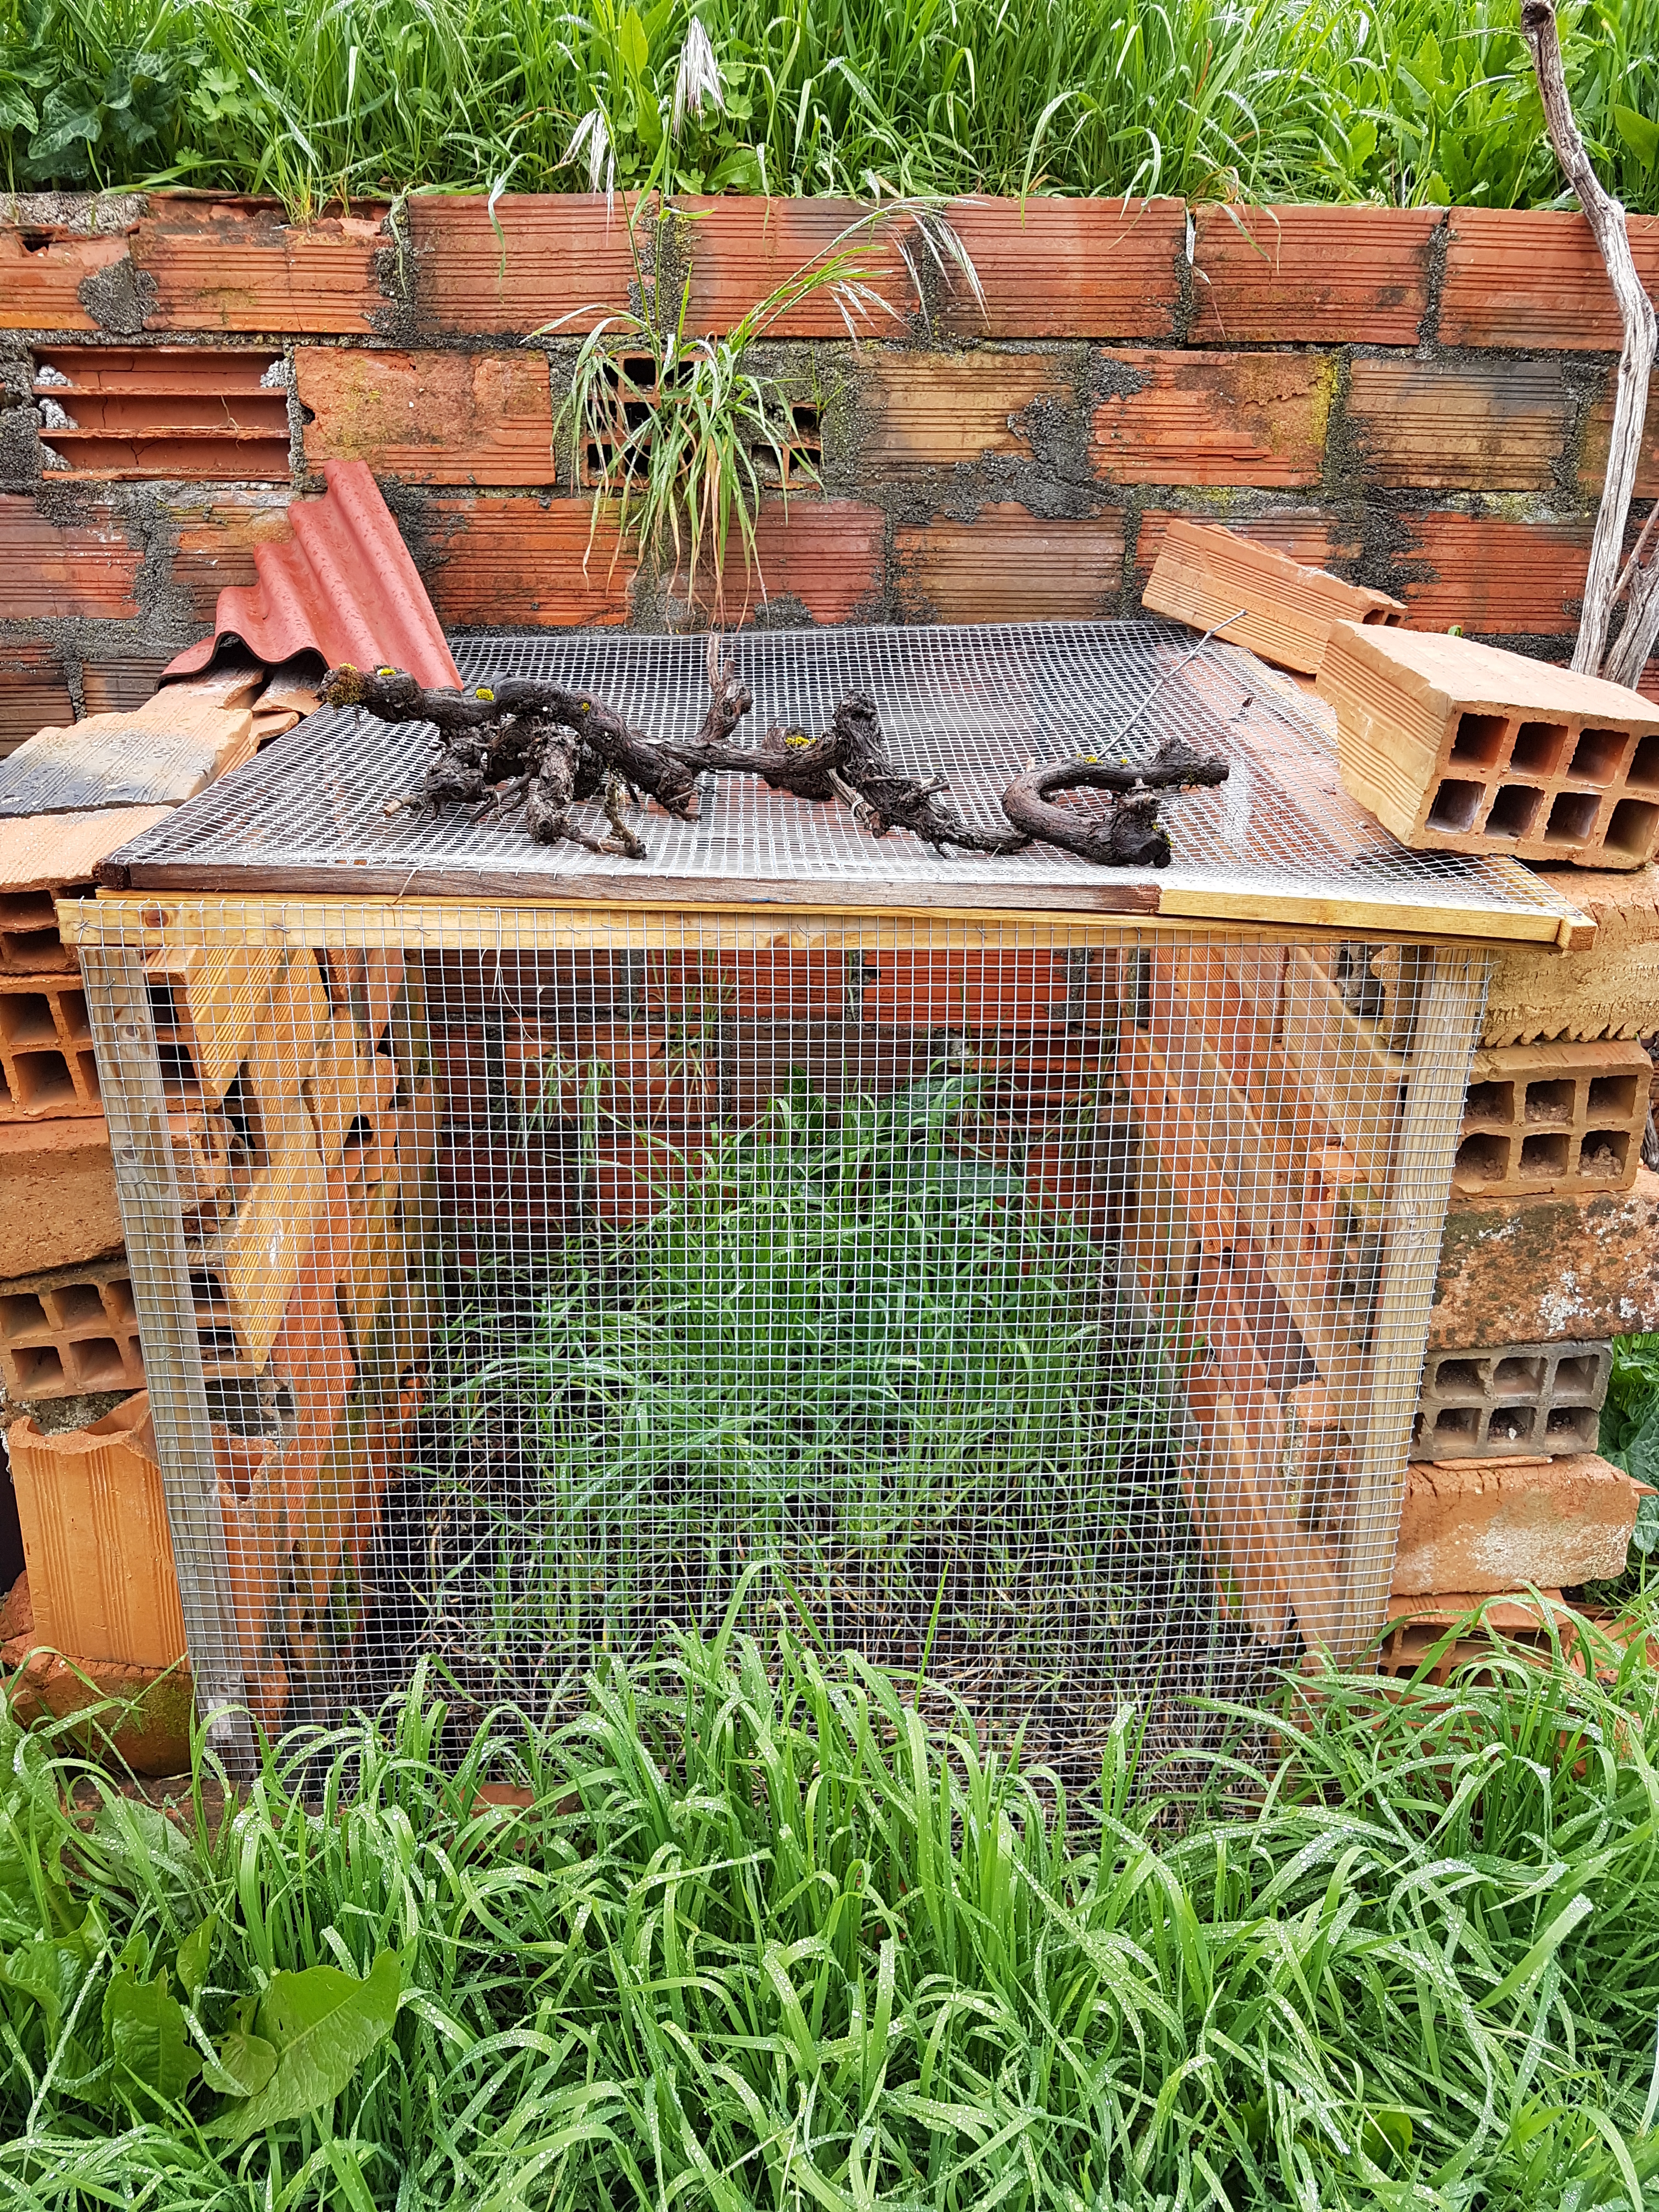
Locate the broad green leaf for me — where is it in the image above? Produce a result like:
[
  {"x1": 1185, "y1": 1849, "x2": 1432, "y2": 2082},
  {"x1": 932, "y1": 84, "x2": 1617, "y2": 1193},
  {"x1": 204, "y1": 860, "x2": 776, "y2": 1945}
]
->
[
  {"x1": 105, "y1": 1969, "x2": 200, "y2": 2102},
  {"x1": 0, "y1": 88, "x2": 38, "y2": 134},
  {"x1": 215, "y1": 1950, "x2": 401, "y2": 2145},
  {"x1": 176, "y1": 1912, "x2": 217, "y2": 2004},
  {"x1": 1616, "y1": 104, "x2": 1659, "y2": 167},
  {"x1": 1362, "y1": 2106, "x2": 1414, "y2": 2170},
  {"x1": 28, "y1": 88, "x2": 99, "y2": 160},
  {"x1": 618, "y1": 6, "x2": 650, "y2": 80},
  {"x1": 202, "y1": 2027, "x2": 278, "y2": 2098},
  {"x1": 2, "y1": 1933, "x2": 92, "y2": 2040}
]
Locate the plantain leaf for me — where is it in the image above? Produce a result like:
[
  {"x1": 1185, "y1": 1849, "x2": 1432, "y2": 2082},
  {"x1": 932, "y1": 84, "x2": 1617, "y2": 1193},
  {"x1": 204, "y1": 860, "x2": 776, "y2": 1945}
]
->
[
  {"x1": 202, "y1": 2026, "x2": 278, "y2": 2098},
  {"x1": 214, "y1": 1950, "x2": 401, "y2": 2145},
  {"x1": 104, "y1": 1969, "x2": 201, "y2": 2102}
]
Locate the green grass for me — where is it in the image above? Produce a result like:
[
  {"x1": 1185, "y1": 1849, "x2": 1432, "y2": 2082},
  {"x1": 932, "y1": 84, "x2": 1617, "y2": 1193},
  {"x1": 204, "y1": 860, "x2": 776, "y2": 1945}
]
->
[
  {"x1": 3, "y1": 0, "x2": 1658, "y2": 215},
  {"x1": 402, "y1": 1069, "x2": 1200, "y2": 1741},
  {"x1": 4, "y1": 1609, "x2": 1659, "y2": 2206},
  {"x1": 1598, "y1": 1334, "x2": 1659, "y2": 1607}
]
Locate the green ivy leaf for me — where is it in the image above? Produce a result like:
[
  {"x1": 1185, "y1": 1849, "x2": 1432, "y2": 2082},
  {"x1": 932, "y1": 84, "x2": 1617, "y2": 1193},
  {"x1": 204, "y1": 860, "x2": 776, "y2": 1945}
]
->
[
  {"x1": 0, "y1": 88, "x2": 38, "y2": 134},
  {"x1": 1633, "y1": 1489, "x2": 1659, "y2": 1558},
  {"x1": 105, "y1": 1969, "x2": 201, "y2": 2103},
  {"x1": 214, "y1": 1950, "x2": 402, "y2": 2145}
]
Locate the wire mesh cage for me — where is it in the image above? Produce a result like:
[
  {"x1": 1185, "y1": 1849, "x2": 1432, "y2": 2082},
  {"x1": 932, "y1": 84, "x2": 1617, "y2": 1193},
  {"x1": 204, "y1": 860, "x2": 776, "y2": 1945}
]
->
[{"x1": 61, "y1": 623, "x2": 1571, "y2": 1776}]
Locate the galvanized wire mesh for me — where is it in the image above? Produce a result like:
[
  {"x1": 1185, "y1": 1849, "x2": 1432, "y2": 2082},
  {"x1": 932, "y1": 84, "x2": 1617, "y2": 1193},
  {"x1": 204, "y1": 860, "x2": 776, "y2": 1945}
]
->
[
  {"x1": 73, "y1": 906, "x2": 1487, "y2": 1780},
  {"x1": 105, "y1": 623, "x2": 1549, "y2": 921}
]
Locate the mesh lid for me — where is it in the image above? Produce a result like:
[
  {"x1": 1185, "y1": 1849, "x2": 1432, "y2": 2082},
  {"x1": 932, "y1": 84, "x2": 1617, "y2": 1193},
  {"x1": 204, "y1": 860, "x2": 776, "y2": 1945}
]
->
[{"x1": 104, "y1": 621, "x2": 1575, "y2": 938}]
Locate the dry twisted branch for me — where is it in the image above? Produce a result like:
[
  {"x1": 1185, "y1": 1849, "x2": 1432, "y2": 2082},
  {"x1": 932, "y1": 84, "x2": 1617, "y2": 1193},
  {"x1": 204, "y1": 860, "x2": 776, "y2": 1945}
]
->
[
  {"x1": 1001, "y1": 737, "x2": 1231, "y2": 867},
  {"x1": 320, "y1": 652, "x2": 1225, "y2": 867}
]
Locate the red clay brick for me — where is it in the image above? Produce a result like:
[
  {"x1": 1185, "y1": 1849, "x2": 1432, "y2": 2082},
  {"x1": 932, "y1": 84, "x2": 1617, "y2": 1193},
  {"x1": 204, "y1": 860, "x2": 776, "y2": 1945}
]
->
[
  {"x1": 854, "y1": 349, "x2": 1071, "y2": 475},
  {"x1": 0, "y1": 1119, "x2": 121, "y2": 1277},
  {"x1": 1392, "y1": 1453, "x2": 1645, "y2": 1593},
  {"x1": 678, "y1": 197, "x2": 916, "y2": 337},
  {"x1": 409, "y1": 193, "x2": 639, "y2": 335},
  {"x1": 1189, "y1": 205, "x2": 1439, "y2": 345},
  {"x1": 895, "y1": 504, "x2": 1125, "y2": 621},
  {"x1": 425, "y1": 496, "x2": 631, "y2": 627},
  {"x1": 1347, "y1": 358, "x2": 1570, "y2": 493},
  {"x1": 942, "y1": 197, "x2": 1186, "y2": 340},
  {"x1": 1092, "y1": 351, "x2": 1334, "y2": 487},
  {"x1": 132, "y1": 201, "x2": 386, "y2": 334},
  {"x1": 79, "y1": 656, "x2": 173, "y2": 715},
  {"x1": 296, "y1": 347, "x2": 556, "y2": 484},
  {"x1": 1430, "y1": 1169, "x2": 1659, "y2": 1347},
  {"x1": 166, "y1": 493, "x2": 295, "y2": 624},
  {"x1": 1581, "y1": 386, "x2": 1659, "y2": 503},
  {"x1": 1440, "y1": 208, "x2": 1659, "y2": 349},
  {"x1": 702, "y1": 498, "x2": 884, "y2": 626},
  {"x1": 1132, "y1": 507, "x2": 1357, "y2": 606},
  {"x1": 0, "y1": 498, "x2": 142, "y2": 619},
  {"x1": 1396, "y1": 512, "x2": 1590, "y2": 634},
  {"x1": 0, "y1": 222, "x2": 137, "y2": 332},
  {"x1": 0, "y1": 647, "x2": 73, "y2": 755}
]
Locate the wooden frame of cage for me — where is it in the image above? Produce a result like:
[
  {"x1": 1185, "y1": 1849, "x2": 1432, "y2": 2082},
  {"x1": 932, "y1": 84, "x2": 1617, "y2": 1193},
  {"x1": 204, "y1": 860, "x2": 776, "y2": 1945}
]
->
[{"x1": 62, "y1": 888, "x2": 1564, "y2": 1771}]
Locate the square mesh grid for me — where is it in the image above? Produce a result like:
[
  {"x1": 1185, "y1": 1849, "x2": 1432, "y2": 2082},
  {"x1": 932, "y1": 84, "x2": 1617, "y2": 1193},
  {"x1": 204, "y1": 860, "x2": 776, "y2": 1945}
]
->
[
  {"x1": 101, "y1": 623, "x2": 1562, "y2": 929},
  {"x1": 72, "y1": 901, "x2": 1488, "y2": 1782}
]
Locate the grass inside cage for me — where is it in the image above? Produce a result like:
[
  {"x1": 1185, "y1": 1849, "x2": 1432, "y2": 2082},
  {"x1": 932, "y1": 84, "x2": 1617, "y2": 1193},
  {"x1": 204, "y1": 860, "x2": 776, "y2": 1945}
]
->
[{"x1": 362, "y1": 1059, "x2": 1242, "y2": 1757}]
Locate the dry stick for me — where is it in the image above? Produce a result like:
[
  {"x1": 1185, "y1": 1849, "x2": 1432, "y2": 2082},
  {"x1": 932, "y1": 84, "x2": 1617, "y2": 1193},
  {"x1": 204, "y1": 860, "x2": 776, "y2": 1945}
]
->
[
  {"x1": 1523, "y1": 0, "x2": 1657, "y2": 677},
  {"x1": 1604, "y1": 506, "x2": 1659, "y2": 689}
]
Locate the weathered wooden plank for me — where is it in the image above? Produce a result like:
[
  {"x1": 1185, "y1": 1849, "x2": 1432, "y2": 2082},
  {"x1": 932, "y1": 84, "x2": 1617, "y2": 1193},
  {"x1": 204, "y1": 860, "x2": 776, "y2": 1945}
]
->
[{"x1": 1341, "y1": 947, "x2": 1489, "y2": 1653}]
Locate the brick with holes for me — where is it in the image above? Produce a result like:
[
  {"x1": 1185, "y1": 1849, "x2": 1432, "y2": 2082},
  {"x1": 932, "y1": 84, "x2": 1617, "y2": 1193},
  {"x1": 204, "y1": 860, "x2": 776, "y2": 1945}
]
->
[
  {"x1": 1453, "y1": 1040, "x2": 1651, "y2": 1198},
  {"x1": 1410, "y1": 1339, "x2": 1610, "y2": 1462},
  {"x1": 0, "y1": 974, "x2": 100, "y2": 1118},
  {"x1": 0, "y1": 1252, "x2": 142, "y2": 1403},
  {"x1": 2, "y1": 810, "x2": 170, "y2": 973},
  {"x1": 1318, "y1": 622, "x2": 1659, "y2": 867}
]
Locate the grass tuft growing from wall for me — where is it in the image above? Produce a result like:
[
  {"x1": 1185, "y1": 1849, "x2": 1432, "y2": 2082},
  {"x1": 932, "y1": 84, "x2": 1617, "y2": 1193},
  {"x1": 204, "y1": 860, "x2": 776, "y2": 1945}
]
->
[{"x1": 3, "y1": 0, "x2": 1658, "y2": 213}]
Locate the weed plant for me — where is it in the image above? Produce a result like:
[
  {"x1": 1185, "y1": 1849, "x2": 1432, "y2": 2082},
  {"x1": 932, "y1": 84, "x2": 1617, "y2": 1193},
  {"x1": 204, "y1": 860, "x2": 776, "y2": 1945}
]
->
[
  {"x1": 3, "y1": 0, "x2": 1658, "y2": 213},
  {"x1": 385, "y1": 1071, "x2": 1222, "y2": 1765},
  {"x1": 551, "y1": 200, "x2": 978, "y2": 616},
  {"x1": 3, "y1": 1612, "x2": 1659, "y2": 2206}
]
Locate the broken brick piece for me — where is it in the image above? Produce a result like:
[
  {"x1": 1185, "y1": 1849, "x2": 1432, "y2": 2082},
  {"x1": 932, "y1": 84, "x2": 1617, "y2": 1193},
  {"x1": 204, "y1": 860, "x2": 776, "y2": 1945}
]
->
[
  {"x1": 1142, "y1": 518, "x2": 1404, "y2": 675},
  {"x1": 5, "y1": 1393, "x2": 187, "y2": 1668},
  {"x1": 1481, "y1": 865, "x2": 1659, "y2": 1044},
  {"x1": 1391, "y1": 1453, "x2": 1649, "y2": 1593}
]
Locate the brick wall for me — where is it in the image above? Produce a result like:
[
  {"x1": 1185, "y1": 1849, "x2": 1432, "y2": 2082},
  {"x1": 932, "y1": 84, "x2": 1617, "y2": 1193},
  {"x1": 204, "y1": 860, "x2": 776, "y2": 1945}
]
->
[{"x1": 4, "y1": 191, "x2": 1659, "y2": 746}]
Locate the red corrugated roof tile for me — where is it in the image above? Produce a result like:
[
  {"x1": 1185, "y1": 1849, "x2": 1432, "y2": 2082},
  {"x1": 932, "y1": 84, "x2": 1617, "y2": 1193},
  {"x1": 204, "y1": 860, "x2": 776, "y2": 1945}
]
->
[{"x1": 165, "y1": 459, "x2": 460, "y2": 689}]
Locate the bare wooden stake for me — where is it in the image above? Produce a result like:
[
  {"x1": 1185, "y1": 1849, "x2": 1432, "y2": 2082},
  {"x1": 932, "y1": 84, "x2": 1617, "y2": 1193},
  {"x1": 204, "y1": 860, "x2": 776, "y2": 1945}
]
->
[{"x1": 1523, "y1": 0, "x2": 1656, "y2": 679}]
